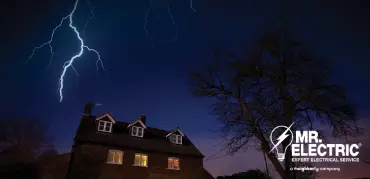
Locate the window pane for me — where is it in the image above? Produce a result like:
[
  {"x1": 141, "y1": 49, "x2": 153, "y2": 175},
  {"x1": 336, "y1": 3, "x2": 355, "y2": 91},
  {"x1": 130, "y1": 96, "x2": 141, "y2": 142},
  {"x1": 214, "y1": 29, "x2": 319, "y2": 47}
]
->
[
  {"x1": 174, "y1": 159, "x2": 179, "y2": 169},
  {"x1": 141, "y1": 155, "x2": 148, "y2": 166},
  {"x1": 178, "y1": 136, "x2": 182, "y2": 144},
  {"x1": 171, "y1": 135, "x2": 176, "y2": 143},
  {"x1": 138, "y1": 129, "x2": 143, "y2": 136},
  {"x1": 168, "y1": 158, "x2": 173, "y2": 168},
  {"x1": 115, "y1": 152, "x2": 122, "y2": 164},
  {"x1": 132, "y1": 127, "x2": 138, "y2": 136},
  {"x1": 98, "y1": 121, "x2": 105, "y2": 130},
  {"x1": 134, "y1": 154, "x2": 141, "y2": 166},
  {"x1": 107, "y1": 151, "x2": 114, "y2": 163}
]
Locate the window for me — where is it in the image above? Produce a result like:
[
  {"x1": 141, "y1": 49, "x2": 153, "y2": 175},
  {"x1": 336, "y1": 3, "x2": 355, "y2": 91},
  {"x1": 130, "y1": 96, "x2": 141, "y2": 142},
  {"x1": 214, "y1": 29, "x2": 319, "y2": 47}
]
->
[
  {"x1": 134, "y1": 153, "x2": 148, "y2": 167},
  {"x1": 168, "y1": 157, "x2": 180, "y2": 170},
  {"x1": 98, "y1": 120, "x2": 112, "y2": 133},
  {"x1": 131, "y1": 126, "x2": 144, "y2": 137},
  {"x1": 170, "y1": 134, "x2": 182, "y2": 144},
  {"x1": 107, "y1": 150, "x2": 123, "y2": 164}
]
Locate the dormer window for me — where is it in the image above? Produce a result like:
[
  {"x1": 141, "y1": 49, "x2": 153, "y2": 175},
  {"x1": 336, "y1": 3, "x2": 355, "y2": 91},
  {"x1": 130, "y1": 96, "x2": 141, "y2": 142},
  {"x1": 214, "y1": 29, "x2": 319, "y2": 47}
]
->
[
  {"x1": 96, "y1": 113, "x2": 116, "y2": 133},
  {"x1": 170, "y1": 134, "x2": 182, "y2": 144},
  {"x1": 131, "y1": 126, "x2": 144, "y2": 137},
  {"x1": 98, "y1": 120, "x2": 112, "y2": 133}
]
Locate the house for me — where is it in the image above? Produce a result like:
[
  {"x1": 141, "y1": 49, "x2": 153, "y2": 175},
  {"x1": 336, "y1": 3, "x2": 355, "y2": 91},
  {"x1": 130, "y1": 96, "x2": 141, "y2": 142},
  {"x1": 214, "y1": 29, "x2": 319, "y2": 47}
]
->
[
  {"x1": 37, "y1": 153, "x2": 71, "y2": 179},
  {"x1": 66, "y1": 103, "x2": 215, "y2": 179}
]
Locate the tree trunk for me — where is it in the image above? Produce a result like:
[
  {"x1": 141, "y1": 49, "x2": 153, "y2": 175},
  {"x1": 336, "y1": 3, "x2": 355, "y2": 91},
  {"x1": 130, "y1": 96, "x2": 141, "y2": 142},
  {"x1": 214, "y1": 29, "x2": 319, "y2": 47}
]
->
[
  {"x1": 255, "y1": 127, "x2": 285, "y2": 178},
  {"x1": 263, "y1": 151, "x2": 270, "y2": 178},
  {"x1": 233, "y1": 93, "x2": 286, "y2": 179},
  {"x1": 282, "y1": 135, "x2": 293, "y2": 179}
]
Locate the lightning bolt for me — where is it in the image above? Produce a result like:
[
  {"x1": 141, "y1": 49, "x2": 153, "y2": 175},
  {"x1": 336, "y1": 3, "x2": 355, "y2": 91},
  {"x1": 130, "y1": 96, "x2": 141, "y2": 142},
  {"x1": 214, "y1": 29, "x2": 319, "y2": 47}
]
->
[
  {"x1": 270, "y1": 122, "x2": 294, "y2": 153},
  {"x1": 143, "y1": 0, "x2": 196, "y2": 44},
  {"x1": 26, "y1": 0, "x2": 105, "y2": 102}
]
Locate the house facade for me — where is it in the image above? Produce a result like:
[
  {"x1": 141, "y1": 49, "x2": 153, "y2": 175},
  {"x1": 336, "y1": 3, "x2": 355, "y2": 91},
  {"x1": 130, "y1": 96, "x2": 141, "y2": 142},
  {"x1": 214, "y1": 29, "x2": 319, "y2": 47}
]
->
[{"x1": 66, "y1": 103, "x2": 214, "y2": 179}]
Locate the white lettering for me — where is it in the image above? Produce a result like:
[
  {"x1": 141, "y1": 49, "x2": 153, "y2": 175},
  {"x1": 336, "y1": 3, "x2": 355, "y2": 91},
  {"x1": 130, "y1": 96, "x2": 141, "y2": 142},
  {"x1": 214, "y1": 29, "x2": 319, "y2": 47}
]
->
[
  {"x1": 317, "y1": 144, "x2": 327, "y2": 156},
  {"x1": 336, "y1": 144, "x2": 345, "y2": 156},
  {"x1": 327, "y1": 144, "x2": 335, "y2": 156},
  {"x1": 350, "y1": 144, "x2": 360, "y2": 156},
  {"x1": 291, "y1": 144, "x2": 300, "y2": 156},
  {"x1": 295, "y1": 131, "x2": 308, "y2": 143},
  {"x1": 308, "y1": 144, "x2": 317, "y2": 156},
  {"x1": 309, "y1": 131, "x2": 319, "y2": 143},
  {"x1": 300, "y1": 144, "x2": 308, "y2": 156},
  {"x1": 285, "y1": 130, "x2": 360, "y2": 158}
]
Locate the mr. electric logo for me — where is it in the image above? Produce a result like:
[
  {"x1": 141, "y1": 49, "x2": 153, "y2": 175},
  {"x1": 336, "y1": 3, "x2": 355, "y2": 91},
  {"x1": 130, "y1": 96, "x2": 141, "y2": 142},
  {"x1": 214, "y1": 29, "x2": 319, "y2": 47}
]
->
[{"x1": 269, "y1": 123, "x2": 361, "y2": 163}]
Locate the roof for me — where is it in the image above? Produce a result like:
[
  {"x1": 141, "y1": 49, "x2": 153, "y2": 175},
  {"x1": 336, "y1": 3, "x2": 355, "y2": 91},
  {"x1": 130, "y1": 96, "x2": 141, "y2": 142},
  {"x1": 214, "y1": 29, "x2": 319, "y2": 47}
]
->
[
  {"x1": 74, "y1": 115, "x2": 204, "y2": 157},
  {"x1": 165, "y1": 127, "x2": 185, "y2": 137},
  {"x1": 96, "y1": 113, "x2": 116, "y2": 123},
  {"x1": 203, "y1": 168, "x2": 215, "y2": 179},
  {"x1": 127, "y1": 118, "x2": 147, "y2": 128}
]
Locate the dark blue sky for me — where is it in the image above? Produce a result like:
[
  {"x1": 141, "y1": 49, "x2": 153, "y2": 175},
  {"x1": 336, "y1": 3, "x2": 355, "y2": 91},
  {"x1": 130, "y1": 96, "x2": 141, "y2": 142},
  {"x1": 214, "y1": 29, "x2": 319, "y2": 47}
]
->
[{"x1": 1, "y1": 0, "x2": 370, "y2": 178}]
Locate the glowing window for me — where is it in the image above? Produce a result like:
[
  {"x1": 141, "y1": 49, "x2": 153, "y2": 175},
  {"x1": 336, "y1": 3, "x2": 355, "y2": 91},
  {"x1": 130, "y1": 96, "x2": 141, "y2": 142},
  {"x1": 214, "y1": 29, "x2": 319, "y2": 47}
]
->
[
  {"x1": 168, "y1": 157, "x2": 180, "y2": 170},
  {"x1": 107, "y1": 150, "x2": 123, "y2": 164},
  {"x1": 134, "y1": 153, "x2": 148, "y2": 167}
]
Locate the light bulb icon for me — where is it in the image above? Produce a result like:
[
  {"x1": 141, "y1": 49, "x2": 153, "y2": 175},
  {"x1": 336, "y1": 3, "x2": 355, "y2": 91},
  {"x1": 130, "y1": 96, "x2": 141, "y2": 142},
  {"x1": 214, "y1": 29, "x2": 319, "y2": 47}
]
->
[{"x1": 269, "y1": 122, "x2": 294, "y2": 162}]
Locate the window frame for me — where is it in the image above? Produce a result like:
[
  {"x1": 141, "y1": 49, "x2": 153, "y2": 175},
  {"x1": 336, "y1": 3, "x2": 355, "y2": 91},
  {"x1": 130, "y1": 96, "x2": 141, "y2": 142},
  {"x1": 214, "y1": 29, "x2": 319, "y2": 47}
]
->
[
  {"x1": 98, "y1": 120, "x2": 112, "y2": 133},
  {"x1": 106, "y1": 150, "x2": 123, "y2": 165},
  {"x1": 170, "y1": 134, "x2": 182, "y2": 144},
  {"x1": 131, "y1": 126, "x2": 144, "y2": 137},
  {"x1": 133, "y1": 153, "x2": 148, "y2": 167},
  {"x1": 167, "y1": 157, "x2": 180, "y2": 170}
]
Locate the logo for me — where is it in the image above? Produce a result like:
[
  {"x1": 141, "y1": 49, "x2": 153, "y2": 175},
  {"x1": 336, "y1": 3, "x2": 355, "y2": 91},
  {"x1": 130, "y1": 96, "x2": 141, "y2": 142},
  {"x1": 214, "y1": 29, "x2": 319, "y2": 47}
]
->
[
  {"x1": 269, "y1": 122, "x2": 361, "y2": 163},
  {"x1": 269, "y1": 123, "x2": 294, "y2": 161}
]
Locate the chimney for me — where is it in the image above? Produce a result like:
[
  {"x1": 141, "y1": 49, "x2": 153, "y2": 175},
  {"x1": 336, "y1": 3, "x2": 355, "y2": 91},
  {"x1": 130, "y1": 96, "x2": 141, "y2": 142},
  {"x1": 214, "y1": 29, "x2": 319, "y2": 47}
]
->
[
  {"x1": 140, "y1": 114, "x2": 146, "y2": 125},
  {"x1": 83, "y1": 103, "x2": 95, "y2": 116}
]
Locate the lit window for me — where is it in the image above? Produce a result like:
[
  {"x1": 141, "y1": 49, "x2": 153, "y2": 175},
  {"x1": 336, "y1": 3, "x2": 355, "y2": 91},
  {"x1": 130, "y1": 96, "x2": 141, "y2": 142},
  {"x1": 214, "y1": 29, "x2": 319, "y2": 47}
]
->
[
  {"x1": 98, "y1": 121, "x2": 112, "y2": 133},
  {"x1": 107, "y1": 150, "x2": 123, "y2": 164},
  {"x1": 134, "y1": 153, "x2": 148, "y2": 167},
  {"x1": 168, "y1": 157, "x2": 180, "y2": 170},
  {"x1": 131, "y1": 126, "x2": 144, "y2": 137},
  {"x1": 170, "y1": 134, "x2": 182, "y2": 144}
]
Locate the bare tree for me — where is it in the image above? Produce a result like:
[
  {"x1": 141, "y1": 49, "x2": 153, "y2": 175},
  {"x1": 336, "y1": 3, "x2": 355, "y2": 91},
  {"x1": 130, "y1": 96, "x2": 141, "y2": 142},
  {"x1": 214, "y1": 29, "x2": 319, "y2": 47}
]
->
[
  {"x1": 217, "y1": 169, "x2": 271, "y2": 179},
  {"x1": 360, "y1": 135, "x2": 370, "y2": 164},
  {"x1": 0, "y1": 117, "x2": 56, "y2": 178},
  {"x1": 189, "y1": 31, "x2": 362, "y2": 179}
]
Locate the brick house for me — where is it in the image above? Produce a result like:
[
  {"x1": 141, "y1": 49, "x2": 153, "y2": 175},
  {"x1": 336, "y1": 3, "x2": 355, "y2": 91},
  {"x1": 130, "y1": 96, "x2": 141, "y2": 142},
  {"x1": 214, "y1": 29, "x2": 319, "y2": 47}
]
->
[{"x1": 66, "y1": 104, "x2": 214, "y2": 179}]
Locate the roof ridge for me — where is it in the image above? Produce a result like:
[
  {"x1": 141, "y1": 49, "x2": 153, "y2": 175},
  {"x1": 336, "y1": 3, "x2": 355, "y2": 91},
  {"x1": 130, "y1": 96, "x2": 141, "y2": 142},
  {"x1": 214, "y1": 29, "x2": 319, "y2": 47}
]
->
[{"x1": 112, "y1": 120, "x2": 172, "y2": 133}]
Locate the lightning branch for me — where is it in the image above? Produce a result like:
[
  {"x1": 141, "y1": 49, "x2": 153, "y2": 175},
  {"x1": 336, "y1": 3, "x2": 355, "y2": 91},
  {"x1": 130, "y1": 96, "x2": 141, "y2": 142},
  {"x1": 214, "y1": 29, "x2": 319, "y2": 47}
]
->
[
  {"x1": 27, "y1": 0, "x2": 196, "y2": 102},
  {"x1": 27, "y1": 0, "x2": 105, "y2": 102}
]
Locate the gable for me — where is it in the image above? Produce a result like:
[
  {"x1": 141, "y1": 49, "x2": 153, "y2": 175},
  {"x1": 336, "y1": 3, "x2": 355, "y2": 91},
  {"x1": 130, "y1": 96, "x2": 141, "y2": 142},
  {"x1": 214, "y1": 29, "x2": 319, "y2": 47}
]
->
[
  {"x1": 172, "y1": 130, "x2": 182, "y2": 135},
  {"x1": 132, "y1": 122, "x2": 144, "y2": 127},
  {"x1": 165, "y1": 128, "x2": 184, "y2": 138},
  {"x1": 127, "y1": 119, "x2": 147, "y2": 129},
  {"x1": 96, "y1": 113, "x2": 116, "y2": 123}
]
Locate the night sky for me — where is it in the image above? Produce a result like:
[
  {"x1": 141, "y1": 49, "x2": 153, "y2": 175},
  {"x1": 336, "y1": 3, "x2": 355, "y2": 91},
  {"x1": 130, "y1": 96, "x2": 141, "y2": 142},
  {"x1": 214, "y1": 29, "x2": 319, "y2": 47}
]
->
[{"x1": 1, "y1": 0, "x2": 370, "y2": 178}]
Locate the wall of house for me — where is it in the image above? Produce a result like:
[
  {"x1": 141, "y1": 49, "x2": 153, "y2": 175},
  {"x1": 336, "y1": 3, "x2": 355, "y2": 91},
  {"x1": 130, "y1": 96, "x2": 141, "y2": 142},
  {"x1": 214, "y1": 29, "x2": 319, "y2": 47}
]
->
[
  {"x1": 67, "y1": 143, "x2": 206, "y2": 179},
  {"x1": 37, "y1": 153, "x2": 71, "y2": 179}
]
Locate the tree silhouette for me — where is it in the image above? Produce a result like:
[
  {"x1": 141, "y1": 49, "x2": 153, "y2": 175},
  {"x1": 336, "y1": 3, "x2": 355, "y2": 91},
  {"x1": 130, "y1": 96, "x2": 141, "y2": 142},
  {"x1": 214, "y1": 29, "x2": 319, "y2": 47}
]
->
[
  {"x1": 217, "y1": 169, "x2": 271, "y2": 179},
  {"x1": 360, "y1": 135, "x2": 370, "y2": 165},
  {"x1": 189, "y1": 30, "x2": 362, "y2": 179},
  {"x1": 0, "y1": 117, "x2": 57, "y2": 178}
]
